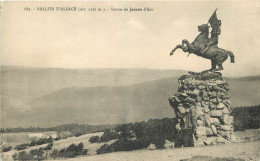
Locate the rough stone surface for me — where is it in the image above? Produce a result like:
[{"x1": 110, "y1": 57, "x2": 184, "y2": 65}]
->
[
  {"x1": 169, "y1": 72, "x2": 236, "y2": 146},
  {"x1": 147, "y1": 144, "x2": 156, "y2": 150},
  {"x1": 164, "y1": 140, "x2": 175, "y2": 149}
]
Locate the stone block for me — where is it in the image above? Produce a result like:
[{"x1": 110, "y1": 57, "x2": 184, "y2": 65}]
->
[
  {"x1": 211, "y1": 124, "x2": 218, "y2": 135},
  {"x1": 193, "y1": 89, "x2": 200, "y2": 96},
  {"x1": 164, "y1": 140, "x2": 174, "y2": 149},
  {"x1": 219, "y1": 125, "x2": 232, "y2": 131},
  {"x1": 197, "y1": 120, "x2": 204, "y2": 126},
  {"x1": 174, "y1": 96, "x2": 181, "y2": 103},
  {"x1": 204, "y1": 106, "x2": 210, "y2": 113},
  {"x1": 196, "y1": 126, "x2": 207, "y2": 136},
  {"x1": 223, "y1": 114, "x2": 232, "y2": 125},
  {"x1": 224, "y1": 85, "x2": 230, "y2": 90},
  {"x1": 196, "y1": 102, "x2": 202, "y2": 107},
  {"x1": 211, "y1": 118, "x2": 220, "y2": 125},
  {"x1": 211, "y1": 110, "x2": 223, "y2": 117},
  {"x1": 183, "y1": 97, "x2": 196, "y2": 106},
  {"x1": 221, "y1": 99, "x2": 228, "y2": 104},
  {"x1": 210, "y1": 98, "x2": 218, "y2": 104},
  {"x1": 201, "y1": 101, "x2": 208, "y2": 107},
  {"x1": 216, "y1": 97, "x2": 222, "y2": 103},
  {"x1": 221, "y1": 94, "x2": 230, "y2": 99},
  {"x1": 216, "y1": 137, "x2": 230, "y2": 144},
  {"x1": 223, "y1": 101, "x2": 231, "y2": 106},
  {"x1": 217, "y1": 92, "x2": 224, "y2": 97},
  {"x1": 206, "y1": 127, "x2": 213, "y2": 136},
  {"x1": 216, "y1": 103, "x2": 226, "y2": 110},
  {"x1": 218, "y1": 130, "x2": 231, "y2": 139},
  {"x1": 203, "y1": 96, "x2": 209, "y2": 101},
  {"x1": 204, "y1": 116, "x2": 212, "y2": 126},
  {"x1": 208, "y1": 91, "x2": 217, "y2": 98},
  {"x1": 203, "y1": 137, "x2": 217, "y2": 145},
  {"x1": 178, "y1": 104, "x2": 187, "y2": 114},
  {"x1": 147, "y1": 143, "x2": 156, "y2": 150},
  {"x1": 209, "y1": 102, "x2": 216, "y2": 110},
  {"x1": 196, "y1": 107, "x2": 204, "y2": 117},
  {"x1": 196, "y1": 96, "x2": 202, "y2": 102},
  {"x1": 223, "y1": 107, "x2": 229, "y2": 114},
  {"x1": 197, "y1": 115, "x2": 205, "y2": 122},
  {"x1": 194, "y1": 138, "x2": 206, "y2": 147},
  {"x1": 229, "y1": 116, "x2": 233, "y2": 124},
  {"x1": 201, "y1": 90, "x2": 208, "y2": 97},
  {"x1": 183, "y1": 85, "x2": 188, "y2": 90},
  {"x1": 208, "y1": 85, "x2": 213, "y2": 91},
  {"x1": 195, "y1": 81, "x2": 201, "y2": 86},
  {"x1": 198, "y1": 85, "x2": 206, "y2": 90}
]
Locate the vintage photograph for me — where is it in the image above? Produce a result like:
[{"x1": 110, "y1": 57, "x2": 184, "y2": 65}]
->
[{"x1": 1, "y1": 1, "x2": 259, "y2": 161}]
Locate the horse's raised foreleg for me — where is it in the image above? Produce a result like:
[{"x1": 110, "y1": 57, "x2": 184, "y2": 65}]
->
[
  {"x1": 182, "y1": 39, "x2": 197, "y2": 52},
  {"x1": 170, "y1": 44, "x2": 182, "y2": 55}
]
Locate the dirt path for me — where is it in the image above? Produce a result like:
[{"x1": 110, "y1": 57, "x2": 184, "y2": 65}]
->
[{"x1": 57, "y1": 141, "x2": 260, "y2": 161}]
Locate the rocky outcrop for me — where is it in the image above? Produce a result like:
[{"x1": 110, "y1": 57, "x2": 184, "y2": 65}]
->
[{"x1": 169, "y1": 72, "x2": 237, "y2": 146}]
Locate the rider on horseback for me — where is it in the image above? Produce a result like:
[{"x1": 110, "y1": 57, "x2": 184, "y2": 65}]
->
[
  {"x1": 201, "y1": 17, "x2": 221, "y2": 54},
  {"x1": 169, "y1": 9, "x2": 235, "y2": 72}
]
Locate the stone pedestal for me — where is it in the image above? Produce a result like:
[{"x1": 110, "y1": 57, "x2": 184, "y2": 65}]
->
[{"x1": 169, "y1": 72, "x2": 235, "y2": 146}]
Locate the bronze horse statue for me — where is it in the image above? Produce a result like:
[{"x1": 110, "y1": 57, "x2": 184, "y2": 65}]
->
[{"x1": 170, "y1": 24, "x2": 235, "y2": 72}]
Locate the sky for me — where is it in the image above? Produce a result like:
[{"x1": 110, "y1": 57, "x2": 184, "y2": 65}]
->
[{"x1": 1, "y1": 1, "x2": 260, "y2": 77}]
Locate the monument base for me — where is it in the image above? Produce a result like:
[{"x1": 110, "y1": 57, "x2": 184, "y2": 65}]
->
[{"x1": 169, "y1": 72, "x2": 238, "y2": 146}]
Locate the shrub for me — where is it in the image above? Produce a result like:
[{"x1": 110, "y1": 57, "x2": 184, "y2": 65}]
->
[
  {"x1": 44, "y1": 143, "x2": 53, "y2": 150},
  {"x1": 75, "y1": 132, "x2": 83, "y2": 137},
  {"x1": 231, "y1": 105, "x2": 260, "y2": 131},
  {"x1": 29, "y1": 148, "x2": 44, "y2": 160},
  {"x1": 89, "y1": 136, "x2": 100, "y2": 143},
  {"x1": 30, "y1": 137, "x2": 53, "y2": 147},
  {"x1": 15, "y1": 143, "x2": 30, "y2": 151},
  {"x1": 17, "y1": 151, "x2": 30, "y2": 161},
  {"x1": 96, "y1": 118, "x2": 178, "y2": 154},
  {"x1": 50, "y1": 149, "x2": 59, "y2": 159},
  {"x1": 96, "y1": 138, "x2": 151, "y2": 155},
  {"x1": 50, "y1": 142, "x2": 87, "y2": 158},
  {"x1": 12, "y1": 148, "x2": 46, "y2": 161},
  {"x1": 12, "y1": 153, "x2": 18, "y2": 160},
  {"x1": 2, "y1": 146, "x2": 12, "y2": 152},
  {"x1": 98, "y1": 129, "x2": 119, "y2": 143},
  {"x1": 96, "y1": 144, "x2": 113, "y2": 154},
  {"x1": 112, "y1": 138, "x2": 147, "y2": 152},
  {"x1": 54, "y1": 136, "x2": 61, "y2": 141}
]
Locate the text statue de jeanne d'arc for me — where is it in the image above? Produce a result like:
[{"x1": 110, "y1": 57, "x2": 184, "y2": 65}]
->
[{"x1": 168, "y1": 9, "x2": 239, "y2": 148}]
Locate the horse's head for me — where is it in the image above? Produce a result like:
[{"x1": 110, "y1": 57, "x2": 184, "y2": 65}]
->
[{"x1": 198, "y1": 24, "x2": 209, "y2": 33}]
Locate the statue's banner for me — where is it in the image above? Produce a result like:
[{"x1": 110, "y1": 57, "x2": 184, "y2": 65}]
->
[{"x1": 208, "y1": 9, "x2": 219, "y2": 28}]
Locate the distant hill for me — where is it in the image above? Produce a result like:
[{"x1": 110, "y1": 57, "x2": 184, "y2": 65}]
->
[
  {"x1": 1, "y1": 66, "x2": 186, "y2": 111},
  {"x1": 2, "y1": 77, "x2": 180, "y2": 127},
  {"x1": 2, "y1": 72, "x2": 260, "y2": 128},
  {"x1": 1, "y1": 66, "x2": 186, "y2": 127}
]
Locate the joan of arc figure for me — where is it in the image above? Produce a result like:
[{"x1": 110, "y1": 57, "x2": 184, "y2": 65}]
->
[
  {"x1": 201, "y1": 9, "x2": 221, "y2": 54},
  {"x1": 201, "y1": 20, "x2": 221, "y2": 54}
]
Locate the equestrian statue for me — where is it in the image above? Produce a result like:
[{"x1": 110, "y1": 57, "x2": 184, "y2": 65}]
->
[{"x1": 170, "y1": 9, "x2": 235, "y2": 72}]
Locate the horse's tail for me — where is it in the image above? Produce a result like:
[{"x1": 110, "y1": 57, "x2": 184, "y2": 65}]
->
[{"x1": 227, "y1": 51, "x2": 235, "y2": 63}]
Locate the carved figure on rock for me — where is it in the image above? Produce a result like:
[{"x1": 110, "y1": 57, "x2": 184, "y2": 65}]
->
[{"x1": 170, "y1": 9, "x2": 235, "y2": 72}]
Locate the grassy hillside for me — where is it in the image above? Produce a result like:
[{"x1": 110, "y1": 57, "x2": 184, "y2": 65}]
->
[{"x1": 2, "y1": 75, "x2": 260, "y2": 128}]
